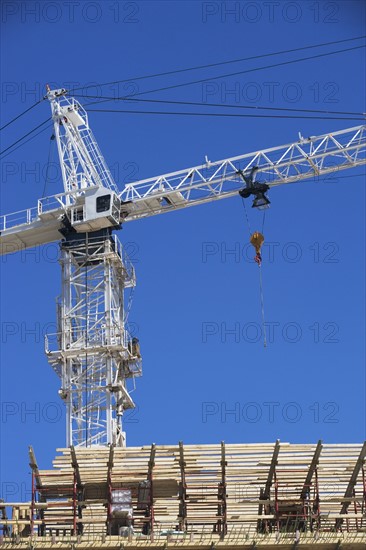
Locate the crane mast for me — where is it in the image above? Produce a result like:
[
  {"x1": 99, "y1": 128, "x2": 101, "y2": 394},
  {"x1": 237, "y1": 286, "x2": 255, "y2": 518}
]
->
[
  {"x1": 45, "y1": 89, "x2": 141, "y2": 447},
  {"x1": 0, "y1": 89, "x2": 365, "y2": 447},
  {"x1": 46, "y1": 233, "x2": 141, "y2": 447}
]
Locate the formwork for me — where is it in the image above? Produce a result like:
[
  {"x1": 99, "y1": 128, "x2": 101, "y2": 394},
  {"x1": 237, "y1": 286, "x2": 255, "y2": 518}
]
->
[{"x1": 1, "y1": 441, "x2": 365, "y2": 549}]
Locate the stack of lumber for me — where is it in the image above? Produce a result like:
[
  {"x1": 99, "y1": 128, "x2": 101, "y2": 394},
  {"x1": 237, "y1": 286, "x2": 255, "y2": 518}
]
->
[
  {"x1": 0, "y1": 441, "x2": 366, "y2": 540},
  {"x1": 17, "y1": 442, "x2": 366, "y2": 537}
]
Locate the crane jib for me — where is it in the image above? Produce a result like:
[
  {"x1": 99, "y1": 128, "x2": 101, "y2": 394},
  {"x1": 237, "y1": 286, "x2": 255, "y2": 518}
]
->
[{"x1": 0, "y1": 123, "x2": 365, "y2": 255}]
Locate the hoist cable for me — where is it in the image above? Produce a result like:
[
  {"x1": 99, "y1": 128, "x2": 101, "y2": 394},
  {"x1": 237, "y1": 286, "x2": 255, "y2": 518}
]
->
[
  {"x1": 259, "y1": 265, "x2": 267, "y2": 349},
  {"x1": 0, "y1": 123, "x2": 53, "y2": 159},
  {"x1": 2, "y1": 39, "x2": 365, "y2": 157},
  {"x1": 241, "y1": 197, "x2": 267, "y2": 348},
  {"x1": 0, "y1": 98, "x2": 44, "y2": 132},
  {"x1": 2, "y1": 36, "x2": 362, "y2": 133},
  {"x1": 76, "y1": 95, "x2": 365, "y2": 117},
  {"x1": 240, "y1": 197, "x2": 252, "y2": 235},
  {"x1": 70, "y1": 35, "x2": 366, "y2": 94},
  {"x1": 83, "y1": 44, "x2": 365, "y2": 106},
  {"x1": 261, "y1": 210, "x2": 266, "y2": 234},
  {"x1": 86, "y1": 108, "x2": 363, "y2": 121},
  {"x1": 0, "y1": 118, "x2": 50, "y2": 157}
]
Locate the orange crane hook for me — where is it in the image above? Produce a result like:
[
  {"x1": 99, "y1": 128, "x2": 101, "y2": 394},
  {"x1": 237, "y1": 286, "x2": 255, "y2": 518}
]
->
[{"x1": 250, "y1": 231, "x2": 264, "y2": 266}]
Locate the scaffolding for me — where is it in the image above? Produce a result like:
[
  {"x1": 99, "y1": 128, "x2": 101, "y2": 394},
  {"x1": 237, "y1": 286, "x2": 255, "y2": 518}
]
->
[{"x1": 0, "y1": 442, "x2": 365, "y2": 548}]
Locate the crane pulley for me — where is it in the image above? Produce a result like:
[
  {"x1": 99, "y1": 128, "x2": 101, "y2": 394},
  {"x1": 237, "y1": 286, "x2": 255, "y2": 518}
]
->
[{"x1": 238, "y1": 167, "x2": 270, "y2": 210}]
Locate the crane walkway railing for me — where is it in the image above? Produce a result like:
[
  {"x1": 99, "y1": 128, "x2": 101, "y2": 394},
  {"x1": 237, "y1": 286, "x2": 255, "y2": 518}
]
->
[{"x1": 0, "y1": 186, "x2": 99, "y2": 232}]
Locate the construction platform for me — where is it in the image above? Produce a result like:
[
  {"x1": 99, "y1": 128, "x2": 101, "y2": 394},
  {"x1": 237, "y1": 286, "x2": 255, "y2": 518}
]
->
[{"x1": 0, "y1": 441, "x2": 365, "y2": 549}]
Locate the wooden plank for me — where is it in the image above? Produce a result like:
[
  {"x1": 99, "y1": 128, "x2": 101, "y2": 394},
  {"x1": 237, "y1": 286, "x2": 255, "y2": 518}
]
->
[
  {"x1": 29, "y1": 445, "x2": 42, "y2": 489},
  {"x1": 334, "y1": 441, "x2": 366, "y2": 530},
  {"x1": 6, "y1": 441, "x2": 361, "y2": 541}
]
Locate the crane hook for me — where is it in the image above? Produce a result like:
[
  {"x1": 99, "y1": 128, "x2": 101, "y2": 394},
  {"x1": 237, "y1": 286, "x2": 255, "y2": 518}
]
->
[{"x1": 250, "y1": 231, "x2": 264, "y2": 266}]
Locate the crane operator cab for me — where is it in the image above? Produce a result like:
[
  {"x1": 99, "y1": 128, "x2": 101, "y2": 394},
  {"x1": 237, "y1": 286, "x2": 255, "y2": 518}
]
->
[{"x1": 69, "y1": 186, "x2": 121, "y2": 232}]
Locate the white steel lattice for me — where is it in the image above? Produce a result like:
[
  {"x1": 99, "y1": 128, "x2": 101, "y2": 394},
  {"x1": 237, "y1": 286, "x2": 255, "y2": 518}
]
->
[
  {"x1": 120, "y1": 125, "x2": 366, "y2": 220},
  {"x1": 45, "y1": 234, "x2": 141, "y2": 447},
  {"x1": 1, "y1": 125, "x2": 364, "y2": 250},
  {"x1": 48, "y1": 88, "x2": 118, "y2": 195}
]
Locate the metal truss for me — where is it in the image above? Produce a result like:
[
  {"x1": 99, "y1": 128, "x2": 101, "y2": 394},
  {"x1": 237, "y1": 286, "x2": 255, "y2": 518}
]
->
[
  {"x1": 1, "y1": 125, "x2": 365, "y2": 252},
  {"x1": 45, "y1": 234, "x2": 141, "y2": 447},
  {"x1": 120, "y1": 125, "x2": 366, "y2": 221},
  {"x1": 48, "y1": 88, "x2": 118, "y2": 195}
]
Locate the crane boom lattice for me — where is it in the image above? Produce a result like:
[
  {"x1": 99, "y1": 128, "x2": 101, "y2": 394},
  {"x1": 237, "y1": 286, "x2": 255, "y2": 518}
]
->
[{"x1": 1, "y1": 124, "x2": 365, "y2": 255}]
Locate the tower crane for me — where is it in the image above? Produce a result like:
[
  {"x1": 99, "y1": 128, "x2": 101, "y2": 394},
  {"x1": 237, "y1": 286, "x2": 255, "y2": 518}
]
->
[{"x1": 1, "y1": 88, "x2": 365, "y2": 448}]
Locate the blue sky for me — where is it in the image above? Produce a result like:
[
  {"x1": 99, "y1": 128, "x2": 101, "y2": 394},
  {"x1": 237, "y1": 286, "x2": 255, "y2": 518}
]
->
[{"x1": 0, "y1": 0, "x2": 365, "y2": 501}]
